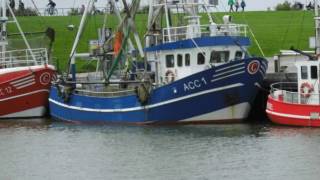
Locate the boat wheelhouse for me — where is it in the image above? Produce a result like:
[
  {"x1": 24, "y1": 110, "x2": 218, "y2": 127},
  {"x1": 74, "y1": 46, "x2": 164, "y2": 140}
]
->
[{"x1": 145, "y1": 1, "x2": 250, "y2": 83}]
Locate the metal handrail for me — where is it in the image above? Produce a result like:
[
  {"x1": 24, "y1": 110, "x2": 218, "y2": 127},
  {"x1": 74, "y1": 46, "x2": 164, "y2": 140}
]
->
[
  {"x1": 75, "y1": 87, "x2": 136, "y2": 97},
  {"x1": 162, "y1": 24, "x2": 248, "y2": 43},
  {"x1": 270, "y1": 82, "x2": 320, "y2": 105},
  {"x1": 0, "y1": 48, "x2": 48, "y2": 68}
]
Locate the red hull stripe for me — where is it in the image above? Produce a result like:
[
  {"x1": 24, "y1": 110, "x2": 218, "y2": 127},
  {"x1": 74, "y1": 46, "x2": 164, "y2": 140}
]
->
[
  {"x1": 0, "y1": 89, "x2": 49, "y2": 102},
  {"x1": 12, "y1": 77, "x2": 35, "y2": 85},
  {"x1": 266, "y1": 109, "x2": 310, "y2": 120},
  {"x1": 10, "y1": 75, "x2": 35, "y2": 85},
  {"x1": 16, "y1": 82, "x2": 36, "y2": 89}
]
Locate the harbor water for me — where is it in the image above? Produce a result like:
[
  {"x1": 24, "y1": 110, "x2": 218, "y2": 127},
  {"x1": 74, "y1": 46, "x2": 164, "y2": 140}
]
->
[{"x1": 0, "y1": 119, "x2": 320, "y2": 180}]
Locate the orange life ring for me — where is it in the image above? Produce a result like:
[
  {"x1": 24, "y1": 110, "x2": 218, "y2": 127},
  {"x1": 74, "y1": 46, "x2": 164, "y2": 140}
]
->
[
  {"x1": 300, "y1": 82, "x2": 314, "y2": 98},
  {"x1": 165, "y1": 70, "x2": 175, "y2": 83},
  {"x1": 114, "y1": 31, "x2": 123, "y2": 56}
]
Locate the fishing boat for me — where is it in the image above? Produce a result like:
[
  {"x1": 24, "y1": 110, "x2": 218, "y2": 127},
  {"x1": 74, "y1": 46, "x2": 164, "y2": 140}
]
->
[
  {"x1": 266, "y1": 0, "x2": 320, "y2": 127},
  {"x1": 49, "y1": 0, "x2": 268, "y2": 124},
  {"x1": 0, "y1": 1, "x2": 55, "y2": 118}
]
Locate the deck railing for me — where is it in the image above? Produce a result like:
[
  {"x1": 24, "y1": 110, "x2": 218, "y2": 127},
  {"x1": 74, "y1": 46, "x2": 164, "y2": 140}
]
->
[
  {"x1": 0, "y1": 48, "x2": 48, "y2": 68},
  {"x1": 270, "y1": 82, "x2": 320, "y2": 105},
  {"x1": 162, "y1": 24, "x2": 247, "y2": 43},
  {"x1": 152, "y1": 0, "x2": 218, "y2": 7},
  {"x1": 74, "y1": 86, "x2": 136, "y2": 97}
]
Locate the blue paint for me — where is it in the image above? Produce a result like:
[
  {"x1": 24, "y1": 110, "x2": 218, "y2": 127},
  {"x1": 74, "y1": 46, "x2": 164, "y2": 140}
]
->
[
  {"x1": 49, "y1": 57, "x2": 268, "y2": 124},
  {"x1": 71, "y1": 63, "x2": 76, "y2": 82},
  {"x1": 144, "y1": 36, "x2": 250, "y2": 52}
]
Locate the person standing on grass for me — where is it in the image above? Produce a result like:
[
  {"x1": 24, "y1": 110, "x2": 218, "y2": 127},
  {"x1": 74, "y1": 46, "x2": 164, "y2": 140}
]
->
[
  {"x1": 235, "y1": 0, "x2": 240, "y2": 12},
  {"x1": 228, "y1": 0, "x2": 235, "y2": 12},
  {"x1": 241, "y1": 0, "x2": 246, "y2": 12},
  {"x1": 9, "y1": 0, "x2": 15, "y2": 10},
  {"x1": 80, "y1": 4, "x2": 85, "y2": 14},
  {"x1": 18, "y1": 0, "x2": 24, "y2": 11}
]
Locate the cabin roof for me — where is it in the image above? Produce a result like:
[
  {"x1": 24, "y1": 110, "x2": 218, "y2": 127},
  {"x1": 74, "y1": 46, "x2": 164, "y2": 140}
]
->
[
  {"x1": 295, "y1": 60, "x2": 319, "y2": 67},
  {"x1": 144, "y1": 36, "x2": 250, "y2": 52}
]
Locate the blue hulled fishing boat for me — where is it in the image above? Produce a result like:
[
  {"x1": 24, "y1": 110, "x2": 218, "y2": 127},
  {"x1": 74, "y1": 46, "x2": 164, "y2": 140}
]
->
[{"x1": 49, "y1": 0, "x2": 267, "y2": 124}]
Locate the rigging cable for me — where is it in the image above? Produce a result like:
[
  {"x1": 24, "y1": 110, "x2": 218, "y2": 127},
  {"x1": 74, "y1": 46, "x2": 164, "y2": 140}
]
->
[
  {"x1": 279, "y1": 10, "x2": 297, "y2": 52},
  {"x1": 240, "y1": 12, "x2": 265, "y2": 57},
  {"x1": 62, "y1": 0, "x2": 77, "y2": 72},
  {"x1": 296, "y1": 6, "x2": 307, "y2": 50},
  {"x1": 67, "y1": 0, "x2": 77, "y2": 26},
  {"x1": 29, "y1": 0, "x2": 47, "y2": 28}
]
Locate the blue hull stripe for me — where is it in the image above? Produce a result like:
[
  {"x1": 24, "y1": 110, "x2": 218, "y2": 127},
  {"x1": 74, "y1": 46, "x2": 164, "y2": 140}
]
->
[
  {"x1": 214, "y1": 67, "x2": 244, "y2": 77},
  {"x1": 212, "y1": 71, "x2": 245, "y2": 82},
  {"x1": 49, "y1": 83, "x2": 243, "y2": 113},
  {"x1": 215, "y1": 62, "x2": 245, "y2": 72}
]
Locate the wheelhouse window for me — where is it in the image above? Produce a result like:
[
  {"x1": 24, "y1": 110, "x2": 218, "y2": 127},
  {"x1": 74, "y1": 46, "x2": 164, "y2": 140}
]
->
[
  {"x1": 235, "y1": 51, "x2": 243, "y2": 60},
  {"x1": 197, "y1": 52, "x2": 205, "y2": 65},
  {"x1": 301, "y1": 66, "x2": 308, "y2": 79},
  {"x1": 210, "y1": 51, "x2": 230, "y2": 63},
  {"x1": 185, "y1": 54, "x2": 190, "y2": 66},
  {"x1": 311, "y1": 66, "x2": 318, "y2": 79},
  {"x1": 166, "y1": 55, "x2": 174, "y2": 68},
  {"x1": 177, "y1": 54, "x2": 183, "y2": 67}
]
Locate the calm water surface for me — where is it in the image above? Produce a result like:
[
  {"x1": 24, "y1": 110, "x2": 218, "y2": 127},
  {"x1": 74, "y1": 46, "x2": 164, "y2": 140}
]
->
[{"x1": 0, "y1": 119, "x2": 320, "y2": 180}]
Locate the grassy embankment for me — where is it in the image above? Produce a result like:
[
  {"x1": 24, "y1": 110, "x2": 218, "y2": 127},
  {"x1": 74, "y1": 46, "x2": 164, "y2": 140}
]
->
[{"x1": 9, "y1": 10, "x2": 315, "y2": 72}]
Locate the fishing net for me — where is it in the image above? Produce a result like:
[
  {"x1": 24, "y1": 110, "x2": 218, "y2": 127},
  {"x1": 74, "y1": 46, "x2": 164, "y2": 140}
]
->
[
  {"x1": 0, "y1": 27, "x2": 55, "y2": 68},
  {"x1": 6, "y1": 27, "x2": 54, "y2": 52}
]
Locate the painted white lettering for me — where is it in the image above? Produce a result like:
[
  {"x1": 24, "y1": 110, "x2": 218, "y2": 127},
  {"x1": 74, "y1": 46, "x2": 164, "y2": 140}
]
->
[
  {"x1": 201, "y1": 77, "x2": 207, "y2": 85},
  {"x1": 5, "y1": 87, "x2": 12, "y2": 94},
  {"x1": 184, "y1": 83, "x2": 190, "y2": 91},
  {"x1": 183, "y1": 77, "x2": 208, "y2": 92},
  {"x1": 0, "y1": 86, "x2": 13, "y2": 96},
  {"x1": 188, "y1": 82, "x2": 195, "y2": 90},
  {"x1": 194, "y1": 80, "x2": 201, "y2": 88}
]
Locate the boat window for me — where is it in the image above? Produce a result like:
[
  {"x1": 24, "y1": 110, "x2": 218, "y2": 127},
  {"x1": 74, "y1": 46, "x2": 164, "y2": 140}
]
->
[
  {"x1": 197, "y1": 52, "x2": 205, "y2": 65},
  {"x1": 166, "y1": 55, "x2": 174, "y2": 68},
  {"x1": 301, "y1": 66, "x2": 308, "y2": 79},
  {"x1": 210, "y1": 51, "x2": 230, "y2": 63},
  {"x1": 311, "y1": 66, "x2": 318, "y2": 79},
  {"x1": 177, "y1": 54, "x2": 183, "y2": 67},
  {"x1": 235, "y1": 51, "x2": 243, "y2": 60},
  {"x1": 185, "y1": 54, "x2": 190, "y2": 66}
]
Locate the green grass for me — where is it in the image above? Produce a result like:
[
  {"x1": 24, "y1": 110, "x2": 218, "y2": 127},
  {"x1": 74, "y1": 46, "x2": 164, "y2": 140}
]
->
[{"x1": 8, "y1": 10, "x2": 315, "y2": 71}]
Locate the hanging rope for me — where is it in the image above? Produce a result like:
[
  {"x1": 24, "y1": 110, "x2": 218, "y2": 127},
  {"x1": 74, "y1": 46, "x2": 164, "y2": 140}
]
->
[
  {"x1": 296, "y1": 8, "x2": 307, "y2": 50},
  {"x1": 279, "y1": 10, "x2": 297, "y2": 51},
  {"x1": 240, "y1": 12, "x2": 265, "y2": 57}
]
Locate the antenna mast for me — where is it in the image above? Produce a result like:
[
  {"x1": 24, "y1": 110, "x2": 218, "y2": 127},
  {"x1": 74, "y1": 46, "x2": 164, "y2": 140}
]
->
[
  {"x1": 0, "y1": 0, "x2": 8, "y2": 54},
  {"x1": 315, "y1": 0, "x2": 320, "y2": 56}
]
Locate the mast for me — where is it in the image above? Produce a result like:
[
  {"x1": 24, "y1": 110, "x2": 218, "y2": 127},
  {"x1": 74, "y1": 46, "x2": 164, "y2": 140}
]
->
[
  {"x1": 315, "y1": 0, "x2": 320, "y2": 56},
  {"x1": 164, "y1": 2, "x2": 172, "y2": 42},
  {"x1": 1, "y1": 0, "x2": 8, "y2": 58},
  {"x1": 67, "y1": 0, "x2": 94, "y2": 80}
]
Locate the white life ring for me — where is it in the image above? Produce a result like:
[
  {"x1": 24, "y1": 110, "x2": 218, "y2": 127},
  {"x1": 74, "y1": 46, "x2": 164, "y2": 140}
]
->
[
  {"x1": 300, "y1": 82, "x2": 314, "y2": 98},
  {"x1": 165, "y1": 70, "x2": 175, "y2": 83}
]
